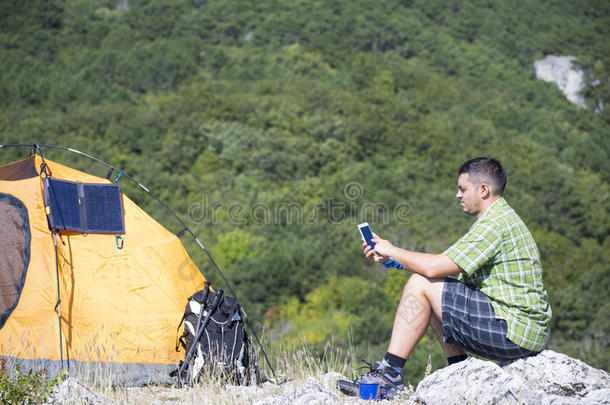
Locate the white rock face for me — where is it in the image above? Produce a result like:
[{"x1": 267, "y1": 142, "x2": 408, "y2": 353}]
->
[
  {"x1": 416, "y1": 350, "x2": 610, "y2": 405},
  {"x1": 534, "y1": 55, "x2": 586, "y2": 107}
]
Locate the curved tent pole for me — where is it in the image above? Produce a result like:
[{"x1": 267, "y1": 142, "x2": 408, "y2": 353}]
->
[{"x1": 0, "y1": 143, "x2": 277, "y2": 383}]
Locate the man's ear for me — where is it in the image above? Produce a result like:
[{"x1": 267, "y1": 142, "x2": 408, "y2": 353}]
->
[{"x1": 479, "y1": 183, "x2": 491, "y2": 198}]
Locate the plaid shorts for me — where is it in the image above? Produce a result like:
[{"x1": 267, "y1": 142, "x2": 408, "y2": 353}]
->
[{"x1": 441, "y1": 277, "x2": 538, "y2": 361}]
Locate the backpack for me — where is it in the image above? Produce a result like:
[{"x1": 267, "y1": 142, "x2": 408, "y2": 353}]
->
[{"x1": 174, "y1": 282, "x2": 258, "y2": 385}]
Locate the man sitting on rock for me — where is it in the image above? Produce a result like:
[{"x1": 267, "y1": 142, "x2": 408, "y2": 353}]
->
[{"x1": 338, "y1": 157, "x2": 552, "y2": 399}]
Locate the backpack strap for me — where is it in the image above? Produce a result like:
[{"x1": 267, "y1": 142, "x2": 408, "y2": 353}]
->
[
  {"x1": 193, "y1": 282, "x2": 211, "y2": 341},
  {"x1": 175, "y1": 312, "x2": 188, "y2": 351},
  {"x1": 178, "y1": 288, "x2": 224, "y2": 383},
  {"x1": 175, "y1": 281, "x2": 212, "y2": 352}
]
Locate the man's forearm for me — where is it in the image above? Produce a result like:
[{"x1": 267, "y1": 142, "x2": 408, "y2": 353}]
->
[{"x1": 385, "y1": 247, "x2": 461, "y2": 278}]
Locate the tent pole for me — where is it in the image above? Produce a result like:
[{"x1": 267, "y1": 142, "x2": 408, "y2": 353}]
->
[
  {"x1": 52, "y1": 231, "x2": 66, "y2": 372},
  {"x1": 241, "y1": 309, "x2": 277, "y2": 383},
  {"x1": 192, "y1": 237, "x2": 278, "y2": 383}
]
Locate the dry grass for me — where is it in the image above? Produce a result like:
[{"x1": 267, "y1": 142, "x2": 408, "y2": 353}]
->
[
  {"x1": 101, "y1": 340, "x2": 418, "y2": 404},
  {"x1": 3, "y1": 337, "x2": 420, "y2": 404},
  {"x1": 102, "y1": 339, "x2": 360, "y2": 404}
]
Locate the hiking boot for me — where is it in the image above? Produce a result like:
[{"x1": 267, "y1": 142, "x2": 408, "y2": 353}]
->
[
  {"x1": 336, "y1": 378, "x2": 359, "y2": 396},
  {"x1": 357, "y1": 361, "x2": 405, "y2": 399},
  {"x1": 336, "y1": 361, "x2": 405, "y2": 399}
]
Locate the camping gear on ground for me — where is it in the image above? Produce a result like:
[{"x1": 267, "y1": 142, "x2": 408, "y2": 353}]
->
[
  {"x1": 338, "y1": 379, "x2": 390, "y2": 400},
  {"x1": 174, "y1": 282, "x2": 259, "y2": 385},
  {"x1": 0, "y1": 144, "x2": 275, "y2": 385}
]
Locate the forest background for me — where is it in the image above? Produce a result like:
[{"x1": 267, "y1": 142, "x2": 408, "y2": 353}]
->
[{"x1": 1, "y1": 0, "x2": 608, "y2": 383}]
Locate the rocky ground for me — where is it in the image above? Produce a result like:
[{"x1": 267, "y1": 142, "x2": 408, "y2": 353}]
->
[
  {"x1": 44, "y1": 351, "x2": 609, "y2": 404},
  {"x1": 417, "y1": 351, "x2": 609, "y2": 405},
  {"x1": 43, "y1": 372, "x2": 418, "y2": 405}
]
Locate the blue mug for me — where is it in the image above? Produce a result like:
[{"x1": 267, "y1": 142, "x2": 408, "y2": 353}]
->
[{"x1": 359, "y1": 383, "x2": 381, "y2": 400}]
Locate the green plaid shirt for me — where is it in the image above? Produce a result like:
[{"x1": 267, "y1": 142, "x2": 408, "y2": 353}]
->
[{"x1": 444, "y1": 197, "x2": 552, "y2": 351}]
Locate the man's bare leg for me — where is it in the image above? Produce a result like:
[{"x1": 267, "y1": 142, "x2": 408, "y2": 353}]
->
[
  {"x1": 387, "y1": 274, "x2": 465, "y2": 358},
  {"x1": 337, "y1": 274, "x2": 467, "y2": 397},
  {"x1": 430, "y1": 315, "x2": 466, "y2": 357}
]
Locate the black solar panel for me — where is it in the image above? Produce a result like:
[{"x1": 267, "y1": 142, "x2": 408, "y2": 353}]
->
[
  {"x1": 43, "y1": 178, "x2": 125, "y2": 234},
  {"x1": 47, "y1": 179, "x2": 81, "y2": 230},
  {"x1": 83, "y1": 184, "x2": 124, "y2": 233}
]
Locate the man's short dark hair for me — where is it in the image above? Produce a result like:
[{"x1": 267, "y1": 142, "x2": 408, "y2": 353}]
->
[{"x1": 458, "y1": 157, "x2": 507, "y2": 196}]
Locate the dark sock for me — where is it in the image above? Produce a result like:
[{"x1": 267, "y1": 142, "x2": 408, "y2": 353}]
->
[
  {"x1": 384, "y1": 352, "x2": 407, "y2": 372},
  {"x1": 447, "y1": 354, "x2": 468, "y2": 365}
]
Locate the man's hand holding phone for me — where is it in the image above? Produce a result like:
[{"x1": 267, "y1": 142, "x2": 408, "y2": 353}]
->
[
  {"x1": 362, "y1": 237, "x2": 386, "y2": 263},
  {"x1": 358, "y1": 222, "x2": 394, "y2": 263}
]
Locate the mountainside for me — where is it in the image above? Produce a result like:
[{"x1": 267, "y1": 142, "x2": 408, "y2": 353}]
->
[{"x1": 1, "y1": 0, "x2": 608, "y2": 381}]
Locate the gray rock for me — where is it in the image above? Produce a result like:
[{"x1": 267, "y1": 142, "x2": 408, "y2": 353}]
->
[
  {"x1": 584, "y1": 388, "x2": 610, "y2": 404},
  {"x1": 504, "y1": 350, "x2": 610, "y2": 398},
  {"x1": 533, "y1": 55, "x2": 586, "y2": 107},
  {"x1": 290, "y1": 377, "x2": 341, "y2": 405},
  {"x1": 416, "y1": 350, "x2": 610, "y2": 405},
  {"x1": 44, "y1": 377, "x2": 111, "y2": 405},
  {"x1": 416, "y1": 358, "x2": 549, "y2": 404},
  {"x1": 249, "y1": 376, "x2": 341, "y2": 405},
  {"x1": 116, "y1": 0, "x2": 130, "y2": 11}
]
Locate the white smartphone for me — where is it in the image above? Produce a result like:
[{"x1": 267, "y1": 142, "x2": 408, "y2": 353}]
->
[{"x1": 358, "y1": 222, "x2": 375, "y2": 249}]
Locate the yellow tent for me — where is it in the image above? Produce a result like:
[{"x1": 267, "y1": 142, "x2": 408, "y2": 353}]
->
[{"x1": 0, "y1": 155, "x2": 206, "y2": 383}]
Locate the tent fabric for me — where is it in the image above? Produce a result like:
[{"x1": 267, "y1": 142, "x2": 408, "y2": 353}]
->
[
  {"x1": 5, "y1": 357, "x2": 176, "y2": 386},
  {"x1": 0, "y1": 155, "x2": 207, "y2": 384},
  {"x1": 0, "y1": 193, "x2": 30, "y2": 330},
  {"x1": 0, "y1": 156, "x2": 38, "y2": 181}
]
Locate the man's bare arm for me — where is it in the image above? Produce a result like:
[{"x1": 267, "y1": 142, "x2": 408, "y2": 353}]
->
[{"x1": 367, "y1": 235, "x2": 462, "y2": 278}]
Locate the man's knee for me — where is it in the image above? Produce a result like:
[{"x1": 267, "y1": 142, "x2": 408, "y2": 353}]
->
[
  {"x1": 404, "y1": 273, "x2": 433, "y2": 290},
  {"x1": 402, "y1": 273, "x2": 445, "y2": 307},
  {"x1": 402, "y1": 273, "x2": 430, "y2": 298}
]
